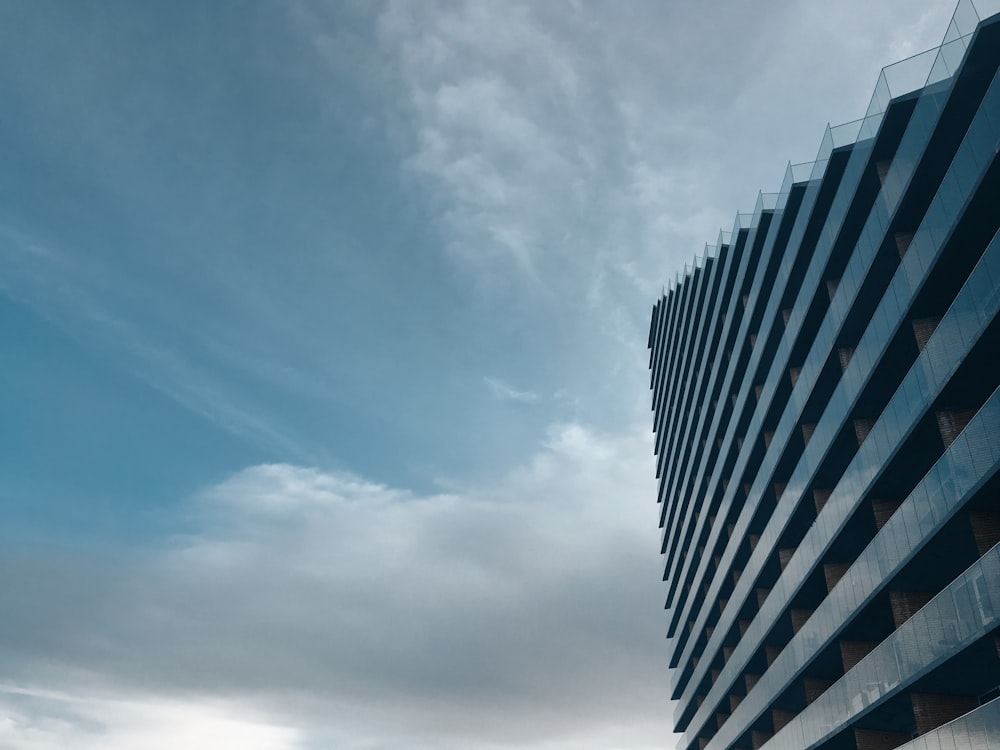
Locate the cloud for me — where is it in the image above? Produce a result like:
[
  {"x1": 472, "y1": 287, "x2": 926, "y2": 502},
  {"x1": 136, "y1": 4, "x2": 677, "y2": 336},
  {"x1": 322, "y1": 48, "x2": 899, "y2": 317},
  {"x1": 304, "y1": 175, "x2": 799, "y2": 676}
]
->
[
  {"x1": 0, "y1": 687, "x2": 301, "y2": 750},
  {"x1": 364, "y1": 0, "x2": 955, "y2": 307},
  {"x1": 0, "y1": 422, "x2": 670, "y2": 749},
  {"x1": 483, "y1": 375, "x2": 540, "y2": 403},
  {"x1": 294, "y1": 0, "x2": 954, "y2": 432},
  {"x1": 0, "y1": 4, "x2": 966, "y2": 749}
]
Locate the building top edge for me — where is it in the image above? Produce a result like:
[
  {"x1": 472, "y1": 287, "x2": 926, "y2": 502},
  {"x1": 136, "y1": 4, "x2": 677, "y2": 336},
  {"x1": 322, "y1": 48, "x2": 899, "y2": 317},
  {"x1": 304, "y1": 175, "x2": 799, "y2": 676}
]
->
[{"x1": 656, "y1": 0, "x2": 997, "y2": 293}]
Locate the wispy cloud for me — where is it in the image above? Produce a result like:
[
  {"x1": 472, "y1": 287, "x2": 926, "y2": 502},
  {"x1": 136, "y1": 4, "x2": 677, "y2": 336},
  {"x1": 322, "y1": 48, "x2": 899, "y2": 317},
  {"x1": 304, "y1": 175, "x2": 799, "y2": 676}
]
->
[
  {"x1": 0, "y1": 4, "x2": 962, "y2": 749},
  {"x1": 0, "y1": 422, "x2": 666, "y2": 749},
  {"x1": 483, "y1": 375, "x2": 539, "y2": 404},
  {"x1": 0, "y1": 225, "x2": 316, "y2": 462},
  {"x1": 293, "y1": 0, "x2": 955, "y2": 431}
]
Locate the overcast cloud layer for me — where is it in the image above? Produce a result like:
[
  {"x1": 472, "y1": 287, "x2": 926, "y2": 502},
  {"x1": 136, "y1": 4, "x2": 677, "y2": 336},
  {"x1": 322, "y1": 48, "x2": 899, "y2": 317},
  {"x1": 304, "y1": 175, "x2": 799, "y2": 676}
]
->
[{"x1": 0, "y1": 0, "x2": 958, "y2": 748}]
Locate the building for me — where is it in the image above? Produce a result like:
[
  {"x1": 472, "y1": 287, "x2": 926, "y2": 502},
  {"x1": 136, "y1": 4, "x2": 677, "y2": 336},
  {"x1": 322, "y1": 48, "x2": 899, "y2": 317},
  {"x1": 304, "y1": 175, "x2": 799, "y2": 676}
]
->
[{"x1": 647, "y1": 4, "x2": 1000, "y2": 750}]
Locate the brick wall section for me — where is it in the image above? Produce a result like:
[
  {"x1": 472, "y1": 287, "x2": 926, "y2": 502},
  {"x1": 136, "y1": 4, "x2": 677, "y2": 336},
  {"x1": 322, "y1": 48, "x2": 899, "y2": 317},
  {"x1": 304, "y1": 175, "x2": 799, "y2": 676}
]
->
[
  {"x1": 854, "y1": 418, "x2": 877, "y2": 446},
  {"x1": 790, "y1": 609, "x2": 813, "y2": 634},
  {"x1": 854, "y1": 728, "x2": 911, "y2": 750},
  {"x1": 838, "y1": 347, "x2": 854, "y2": 373},
  {"x1": 814, "y1": 488, "x2": 832, "y2": 514},
  {"x1": 772, "y1": 708, "x2": 796, "y2": 732},
  {"x1": 910, "y1": 692, "x2": 978, "y2": 735},
  {"x1": 872, "y1": 499, "x2": 903, "y2": 530},
  {"x1": 889, "y1": 591, "x2": 934, "y2": 628},
  {"x1": 969, "y1": 510, "x2": 1000, "y2": 556},
  {"x1": 839, "y1": 640, "x2": 877, "y2": 672},
  {"x1": 803, "y1": 677, "x2": 834, "y2": 703},
  {"x1": 936, "y1": 409, "x2": 978, "y2": 448},
  {"x1": 778, "y1": 547, "x2": 795, "y2": 570},
  {"x1": 894, "y1": 231, "x2": 914, "y2": 258},
  {"x1": 824, "y1": 563, "x2": 850, "y2": 592},
  {"x1": 911, "y1": 317, "x2": 940, "y2": 351}
]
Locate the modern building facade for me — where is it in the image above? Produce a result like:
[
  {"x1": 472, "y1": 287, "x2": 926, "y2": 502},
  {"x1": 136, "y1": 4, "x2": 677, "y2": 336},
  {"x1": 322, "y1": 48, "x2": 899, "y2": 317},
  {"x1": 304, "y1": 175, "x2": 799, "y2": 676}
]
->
[{"x1": 647, "y1": 4, "x2": 1000, "y2": 750}]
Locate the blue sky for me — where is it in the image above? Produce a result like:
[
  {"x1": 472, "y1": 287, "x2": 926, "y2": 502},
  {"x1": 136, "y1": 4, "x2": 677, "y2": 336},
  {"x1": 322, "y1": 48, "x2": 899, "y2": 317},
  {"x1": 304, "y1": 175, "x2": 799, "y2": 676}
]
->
[{"x1": 0, "y1": 1, "x2": 956, "y2": 748}]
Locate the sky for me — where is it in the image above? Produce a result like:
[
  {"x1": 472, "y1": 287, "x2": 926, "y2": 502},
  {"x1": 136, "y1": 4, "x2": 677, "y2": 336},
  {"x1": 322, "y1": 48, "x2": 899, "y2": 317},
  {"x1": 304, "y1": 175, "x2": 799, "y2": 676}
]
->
[{"x1": 0, "y1": 1, "x2": 959, "y2": 748}]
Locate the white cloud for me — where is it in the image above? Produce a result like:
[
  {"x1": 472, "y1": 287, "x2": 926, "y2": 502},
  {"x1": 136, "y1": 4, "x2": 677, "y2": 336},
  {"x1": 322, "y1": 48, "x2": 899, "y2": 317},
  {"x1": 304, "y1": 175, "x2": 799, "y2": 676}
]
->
[
  {"x1": 316, "y1": 0, "x2": 953, "y2": 433},
  {"x1": 483, "y1": 375, "x2": 540, "y2": 403},
  {"x1": 0, "y1": 422, "x2": 671, "y2": 750},
  {"x1": 0, "y1": 686, "x2": 301, "y2": 750},
  {"x1": 370, "y1": 0, "x2": 943, "y2": 302},
  {"x1": 0, "y1": 4, "x2": 968, "y2": 749}
]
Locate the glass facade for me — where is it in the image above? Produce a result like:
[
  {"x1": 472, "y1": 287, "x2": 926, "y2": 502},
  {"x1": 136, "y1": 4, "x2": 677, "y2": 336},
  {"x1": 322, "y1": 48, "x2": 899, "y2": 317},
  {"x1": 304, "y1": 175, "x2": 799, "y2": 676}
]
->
[{"x1": 647, "y1": 5, "x2": 1000, "y2": 750}]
